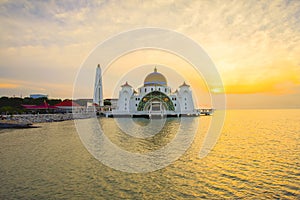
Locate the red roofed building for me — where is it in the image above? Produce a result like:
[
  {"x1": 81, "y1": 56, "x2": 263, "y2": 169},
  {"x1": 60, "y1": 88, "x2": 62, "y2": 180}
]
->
[
  {"x1": 22, "y1": 101, "x2": 57, "y2": 110},
  {"x1": 54, "y1": 100, "x2": 81, "y2": 113},
  {"x1": 55, "y1": 100, "x2": 80, "y2": 107}
]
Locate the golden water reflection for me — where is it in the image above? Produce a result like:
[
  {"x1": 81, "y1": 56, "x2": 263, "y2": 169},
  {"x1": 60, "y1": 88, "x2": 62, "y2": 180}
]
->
[{"x1": 0, "y1": 109, "x2": 299, "y2": 199}]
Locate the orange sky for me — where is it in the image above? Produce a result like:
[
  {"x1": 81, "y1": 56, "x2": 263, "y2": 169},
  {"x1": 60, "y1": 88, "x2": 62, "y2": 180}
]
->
[{"x1": 0, "y1": 0, "x2": 300, "y2": 108}]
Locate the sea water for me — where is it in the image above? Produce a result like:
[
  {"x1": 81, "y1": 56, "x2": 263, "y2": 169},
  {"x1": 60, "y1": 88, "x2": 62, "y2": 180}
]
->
[{"x1": 0, "y1": 110, "x2": 299, "y2": 199}]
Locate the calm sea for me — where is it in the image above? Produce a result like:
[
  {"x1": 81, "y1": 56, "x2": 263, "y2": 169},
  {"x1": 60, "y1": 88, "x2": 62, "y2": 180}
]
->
[{"x1": 0, "y1": 110, "x2": 299, "y2": 199}]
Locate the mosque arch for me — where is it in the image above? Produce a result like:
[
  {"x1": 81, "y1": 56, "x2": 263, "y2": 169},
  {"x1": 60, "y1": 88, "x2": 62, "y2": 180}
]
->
[{"x1": 137, "y1": 91, "x2": 175, "y2": 111}]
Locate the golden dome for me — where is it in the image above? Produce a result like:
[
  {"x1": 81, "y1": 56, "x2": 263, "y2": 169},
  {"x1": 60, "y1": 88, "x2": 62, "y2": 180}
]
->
[{"x1": 144, "y1": 67, "x2": 167, "y2": 86}]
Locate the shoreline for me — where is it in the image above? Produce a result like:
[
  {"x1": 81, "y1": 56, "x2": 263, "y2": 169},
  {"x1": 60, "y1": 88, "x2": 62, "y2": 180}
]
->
[{"x1": 1, "y1": 113, "x2": 95, "y2": 125}]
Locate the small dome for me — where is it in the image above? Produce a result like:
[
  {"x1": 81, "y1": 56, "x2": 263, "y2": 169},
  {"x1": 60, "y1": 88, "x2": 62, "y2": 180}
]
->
[
  {"x1": 179, "y1": 81, "x2": 190, "y2": 87},
  {"x1": 121, "y1": 81, "x2": 132, "y2": 87},
  {"x1": 144, "y1": 67, "x2": 167, "y2": 86}
]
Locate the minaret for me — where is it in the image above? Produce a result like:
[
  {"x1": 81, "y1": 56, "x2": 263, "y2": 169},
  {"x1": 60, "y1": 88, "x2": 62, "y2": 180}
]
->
[{"x1": 93, "y1": 64, "x2": 104, "y2": 106}]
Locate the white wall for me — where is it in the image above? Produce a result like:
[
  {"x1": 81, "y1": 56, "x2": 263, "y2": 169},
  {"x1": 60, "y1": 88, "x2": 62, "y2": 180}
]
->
[
  {"x1": 117, "y1": 86, "x2": 133, "y2": 112},
  {"x1": 178, "y1": 86, "x2": 195, "y2": 113}
]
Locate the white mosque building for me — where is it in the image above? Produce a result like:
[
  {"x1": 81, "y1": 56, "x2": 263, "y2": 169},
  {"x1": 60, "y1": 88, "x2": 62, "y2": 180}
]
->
[
  {"x1": 93, "y1": 65, "x2": 212, "y2": 117},
  {"x1": 112, "y1": 67, "x2": 198, "y2": 117}
]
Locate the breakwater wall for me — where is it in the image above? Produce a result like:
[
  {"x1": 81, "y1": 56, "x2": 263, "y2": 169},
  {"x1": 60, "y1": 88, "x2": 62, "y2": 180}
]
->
[{"x1": 3, "y1": 113, "x2": 95, "y2": 124}]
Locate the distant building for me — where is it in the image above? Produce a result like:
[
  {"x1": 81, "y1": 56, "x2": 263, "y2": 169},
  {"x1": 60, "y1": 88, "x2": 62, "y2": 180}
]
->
[
  {"x1": 74, "y1": 99, "x2": 93, "y2": 106},
  {"x1": 54, "y1": 100, "x2": 82, "y2": 113},
  {"x1": 105, "y1": 98, "x2": 118, "y2": 110},
  {"x1": 29, "y1": 94, "x2": 48, "y2": 99}
]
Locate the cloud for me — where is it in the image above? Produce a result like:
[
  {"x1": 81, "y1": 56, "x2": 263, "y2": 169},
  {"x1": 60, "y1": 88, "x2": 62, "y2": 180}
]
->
[
  {"x1": 0, "y1": 78, "x2": 73, "y2": 98},
  {"x1": 0, "y1": 83, "x2": 18, "y2": 89},
  {"x1": 0, "y1": 0, "x2": 300, "y2": 108}
]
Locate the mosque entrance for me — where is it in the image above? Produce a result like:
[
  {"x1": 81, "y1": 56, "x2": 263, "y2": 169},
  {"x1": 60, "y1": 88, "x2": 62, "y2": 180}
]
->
[
  {"x1": 151, "y1": 102, "x2": 161, "y2": 111},
  {"x1": 144, "y1": 100, "x2": 166, "y2": 112},
  {"x1": 137, "y1": 91, "x2": 175, "y2": 112},
  {"x1": 148, "y1": 101, "x2": 167, "y2": 118}
]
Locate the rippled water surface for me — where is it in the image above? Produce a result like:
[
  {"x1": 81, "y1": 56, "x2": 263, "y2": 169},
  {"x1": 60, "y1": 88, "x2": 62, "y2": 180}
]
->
[{"x1": 0, "y1": 110, "x2": 299, "y2": 199}]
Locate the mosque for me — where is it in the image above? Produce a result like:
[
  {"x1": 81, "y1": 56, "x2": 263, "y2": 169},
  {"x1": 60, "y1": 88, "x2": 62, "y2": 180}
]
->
[{"x1": 94, "y1": 65, "x2": 201, "y2": 118}]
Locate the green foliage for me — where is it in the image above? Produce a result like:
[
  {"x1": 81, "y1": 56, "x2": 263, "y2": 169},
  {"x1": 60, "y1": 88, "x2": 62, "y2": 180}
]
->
[
  {"x1": 22, "y1": 97, "x2": 48, "y2": 105},
  {"x1": 47, "y1": 99, "x2": 62, "y2": 106},
  {"x1": 0, "y1": 96, "x2": 62, "y2": 114},
  {"x1": 0, "y1": 106, "x2": 14, "y2": 112},
  {"x1": 0, "y1": 97, "x2": 23, "y2": 109},
  {"x1": 104, "y1": 99, "x2": 112, "y2": 106}
]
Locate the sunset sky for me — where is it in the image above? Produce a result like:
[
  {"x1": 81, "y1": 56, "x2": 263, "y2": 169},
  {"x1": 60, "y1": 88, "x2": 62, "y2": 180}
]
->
[{"x1": 1, "y1": 0, "x2": 299, "y2": 108}]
